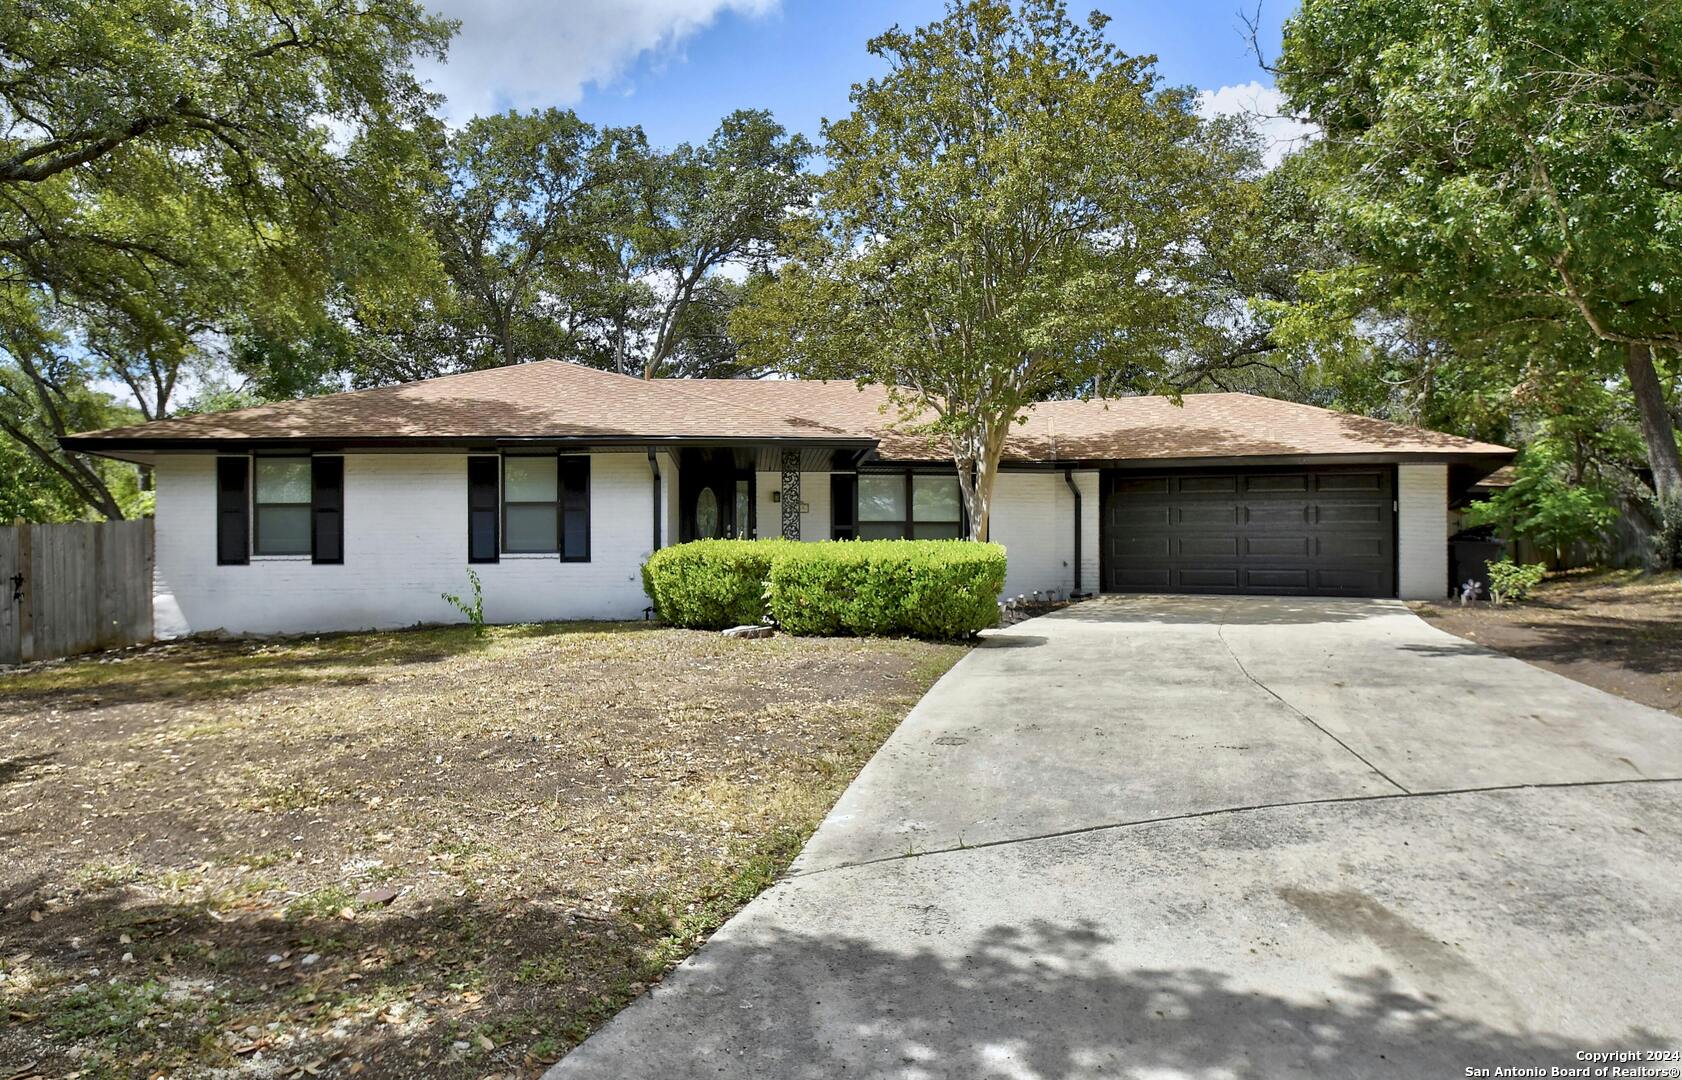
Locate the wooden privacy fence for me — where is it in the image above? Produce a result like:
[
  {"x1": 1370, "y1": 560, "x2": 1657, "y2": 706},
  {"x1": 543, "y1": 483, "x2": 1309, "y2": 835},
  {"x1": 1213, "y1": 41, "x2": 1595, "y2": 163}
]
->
[{"x1": 0, "y1": 519, "x2": 154, "y2": 665}]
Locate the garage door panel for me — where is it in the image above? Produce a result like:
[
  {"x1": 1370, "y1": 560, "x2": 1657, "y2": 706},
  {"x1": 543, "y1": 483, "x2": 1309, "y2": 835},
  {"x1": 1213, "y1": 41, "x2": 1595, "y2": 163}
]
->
[
  {"x1": 1245, "y1": 503, "x2": 1308, "y2": 526},
  {"x1": 1177, "y1": 505, "x2": 1239, "y2": 526},
  {"x1": 1245, "y1": 568, "x2": 1311, "y2": 590},
  {"x1": 1245, "y1": 474, "x2": 1309, "y2": 493},
  {"x1": 1113, "y1": 507, "x2": 1172, "y2": 527},
  {"x1": 1316, "y1": 471, "x2": 1385, "y2": 492},
  {"x1": 1102, "y1": 466, "x2": 1395, "y2": 597},
  {"x1": 1111, "y1": 567, "x2": 1172, "y2": 590},
  {"x1": 1247, "y1": 535, "x2": 1310, "y2": 557},
  {"x1": 1177, "y1": 476, "x2": 1237, "y2": 494},
  {"x1": 1316, "y1": 568, "x2": 1388, "y2": 594},
  {"x1": 1178, "y1": 567, "x2": 1240, "y2": 589},
  {"x1": 1118, "y1": 535, "x2": 1171, "y2": 557},
  {"x1": 1317, "y1": 504, "x2": 1383, "y2": 525},
  {"x1": 1318, "y1": 535, "x2": 1385, "y2": 558},
  {"x1": 1177, "y1": 536, "x2": 1239, "y2": 557}
]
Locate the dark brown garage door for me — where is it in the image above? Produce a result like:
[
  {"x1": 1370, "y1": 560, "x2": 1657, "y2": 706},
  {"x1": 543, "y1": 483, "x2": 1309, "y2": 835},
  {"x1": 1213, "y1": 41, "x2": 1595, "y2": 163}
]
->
[{"x1": 1101, "y1": 466, "x2": 1395, "y2": 597}]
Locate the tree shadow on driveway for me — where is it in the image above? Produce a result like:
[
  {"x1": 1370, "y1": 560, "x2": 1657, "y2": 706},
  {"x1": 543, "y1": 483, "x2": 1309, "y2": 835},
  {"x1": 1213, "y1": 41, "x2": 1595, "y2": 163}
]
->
[{"x1": 572, "y1": 917, "x2": 1660, "y2": 1079}]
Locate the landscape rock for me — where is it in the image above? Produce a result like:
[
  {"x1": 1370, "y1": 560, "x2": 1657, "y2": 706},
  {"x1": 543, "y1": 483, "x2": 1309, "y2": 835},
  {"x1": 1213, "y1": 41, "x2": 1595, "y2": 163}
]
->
[
  {"x1": 355, "y1": 886, "x2": 399, "y2": 907},
  {"x1": 721, "y1": 625, "x2": 773, "y2": 639}
]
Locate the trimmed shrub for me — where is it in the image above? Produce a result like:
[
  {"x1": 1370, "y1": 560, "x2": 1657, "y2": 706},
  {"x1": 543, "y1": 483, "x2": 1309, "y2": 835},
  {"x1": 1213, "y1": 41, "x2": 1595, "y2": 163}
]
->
[
  {"x1": 767, "y1": 540, "x2": 1006, "y2": 638},
  {"x1": 1485, "y1": 557, "x2": 1547, "y2": 605},
  {"x1": 641, "y1": 539, "x2": 795, "y2": 630},
  {"x1": 642, "y1": 539, "x2": 1008, "y2": 638}
]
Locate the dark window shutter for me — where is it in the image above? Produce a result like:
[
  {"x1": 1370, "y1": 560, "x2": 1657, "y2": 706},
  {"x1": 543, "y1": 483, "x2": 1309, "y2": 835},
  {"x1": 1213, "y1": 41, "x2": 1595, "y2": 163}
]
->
[
  {"x1": 831, "y1": 474, "x2": 857, "y2": 540},
  {"x1": 216, "y1": 457, "x2": 249, "y2": 565},
  {"x1": 559, "y1": 456, "x2": 590, "y2": 561},
  {"x1": 311, "y1": 457, "x2": 344, "y2": 564},
  {"x1": 468, "y1": 456, "x2": 499, "y2": 563}
]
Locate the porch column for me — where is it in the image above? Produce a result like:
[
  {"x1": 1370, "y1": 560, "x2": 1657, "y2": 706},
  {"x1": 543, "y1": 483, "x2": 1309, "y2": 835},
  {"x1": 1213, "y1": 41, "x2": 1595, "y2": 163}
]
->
[{"x1": 780, "y1": 450, "x2": 801, "y2": 540}]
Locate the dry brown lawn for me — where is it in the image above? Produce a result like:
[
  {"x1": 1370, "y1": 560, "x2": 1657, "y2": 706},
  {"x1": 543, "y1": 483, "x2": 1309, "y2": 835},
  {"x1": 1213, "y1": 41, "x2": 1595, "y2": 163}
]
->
[
  {"x1": 0, "y1": 622, "x2": 965, "y2": 1079},
  {"x1": 1412, "y1": 568, "x2": 1682, "y2": 718}
]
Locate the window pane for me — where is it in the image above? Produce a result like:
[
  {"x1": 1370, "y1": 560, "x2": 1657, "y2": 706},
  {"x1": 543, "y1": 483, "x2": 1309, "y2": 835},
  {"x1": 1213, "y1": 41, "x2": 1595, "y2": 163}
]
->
[
  {"x1": 255, "y1": 458, "x2": 311, "y2": 504},
  {"x1": 505, "y1": 504, "x2": 558, "y2": 552},
  {"x1": 859, "y1": 522, "x2": 907, "y2": 540},
  {"x1": 255, "y1": 505, "x2": 311, "y2": 555},
  {"x1": 912, "y1": 475, "x2": 961, "y2": 522},
  {"x1": 912, "y1": 522, "x2": 963, "y2": 540},
  {"x1": 505, "y1": 457, "x2": 557, "y2": 502},
  {"x1": 735, "y1": 480, "x2": 751, "y2": 539},
  {"x1": 858, "y1": 475, "x2": 905, "y2": 521},
  {"x1": 695, "y1": 487, "x2": 721, "y2": 538}
]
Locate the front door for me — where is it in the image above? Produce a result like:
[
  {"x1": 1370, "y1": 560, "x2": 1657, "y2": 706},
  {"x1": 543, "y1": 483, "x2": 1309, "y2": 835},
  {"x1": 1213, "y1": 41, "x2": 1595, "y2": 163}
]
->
[{"x1": 679, "y1": 452, "x2": 755, "y2": 541}]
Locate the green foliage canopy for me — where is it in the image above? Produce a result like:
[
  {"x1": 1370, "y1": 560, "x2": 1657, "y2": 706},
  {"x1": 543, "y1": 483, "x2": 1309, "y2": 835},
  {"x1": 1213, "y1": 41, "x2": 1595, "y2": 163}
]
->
[
  {"x1": 733, "y1": 0, "x2": 1258, "y2": 539},
  {"x1": 1277, "y1": 0, "x2": 1682, "y2": 502},
  {"x1": 0, "y1": 0, "x2": 454, "y2": 517}
]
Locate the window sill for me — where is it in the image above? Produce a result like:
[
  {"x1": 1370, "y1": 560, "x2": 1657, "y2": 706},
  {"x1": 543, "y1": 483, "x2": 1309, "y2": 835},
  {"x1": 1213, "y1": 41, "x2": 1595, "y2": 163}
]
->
[{"x1": 251, "y1": 555, "x2": 311, "y2": 562}]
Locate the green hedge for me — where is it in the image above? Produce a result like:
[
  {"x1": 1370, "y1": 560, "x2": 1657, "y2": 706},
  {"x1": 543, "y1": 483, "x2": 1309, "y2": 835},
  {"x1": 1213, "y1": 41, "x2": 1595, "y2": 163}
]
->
[
  {"x1": 642, "y1": 538, "x2": 1007, "y2": 638},
  {"x1": 640, "y1": 539, "x2": 795, "y2": 630}
]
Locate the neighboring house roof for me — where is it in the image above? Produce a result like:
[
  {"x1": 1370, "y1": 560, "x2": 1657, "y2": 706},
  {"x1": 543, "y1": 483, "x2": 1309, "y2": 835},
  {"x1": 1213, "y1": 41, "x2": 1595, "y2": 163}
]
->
[
  {"x1": 1470, "y1": 464, "x2": 1518, "y2": 489},
  {"x1": 63, "y1": 358, "x2": 1512, "y2": 465}
]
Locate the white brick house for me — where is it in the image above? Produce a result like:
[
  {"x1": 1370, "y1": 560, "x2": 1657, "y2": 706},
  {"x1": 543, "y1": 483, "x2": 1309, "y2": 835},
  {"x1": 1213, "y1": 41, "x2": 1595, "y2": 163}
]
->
[{"x1": 63, "y1": 361, "x2": 1512, "y2": 636}]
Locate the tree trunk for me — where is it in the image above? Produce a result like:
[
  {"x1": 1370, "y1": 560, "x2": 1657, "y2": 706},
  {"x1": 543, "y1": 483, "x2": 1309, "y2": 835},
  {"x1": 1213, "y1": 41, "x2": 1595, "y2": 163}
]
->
[
  {"x1": 1625, "y1": 342, "x2": 1682, "y2": 504},
  {"x1": 954, "y1": 420, "x2": 1009, "y2": 542}
]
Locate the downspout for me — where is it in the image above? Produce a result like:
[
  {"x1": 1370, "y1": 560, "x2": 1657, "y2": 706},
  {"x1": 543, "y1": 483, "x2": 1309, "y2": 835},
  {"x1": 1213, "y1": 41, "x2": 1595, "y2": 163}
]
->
[
  {"x1": 1063, "y1": 468, "x2": 1082, "y2": 597},
  {"x1": 647, "y1": 448, "x2": 662, "y2": 552}
]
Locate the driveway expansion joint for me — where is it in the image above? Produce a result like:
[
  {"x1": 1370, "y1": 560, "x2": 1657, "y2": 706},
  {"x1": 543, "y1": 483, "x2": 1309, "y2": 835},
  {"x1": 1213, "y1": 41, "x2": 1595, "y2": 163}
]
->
[
  {"x1": 1214, "y1": 622, "x2": 1413, "y2": 795},
  {"x1": 788, "y1": 775, "x2": 1682, "y2": 879}
]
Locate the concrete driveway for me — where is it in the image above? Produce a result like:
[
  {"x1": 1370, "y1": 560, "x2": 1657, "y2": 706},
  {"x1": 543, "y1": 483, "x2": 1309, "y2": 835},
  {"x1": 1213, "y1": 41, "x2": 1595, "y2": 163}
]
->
[{"x1": 550, "y1": 596, "x2": 1682, "y2": 1079}]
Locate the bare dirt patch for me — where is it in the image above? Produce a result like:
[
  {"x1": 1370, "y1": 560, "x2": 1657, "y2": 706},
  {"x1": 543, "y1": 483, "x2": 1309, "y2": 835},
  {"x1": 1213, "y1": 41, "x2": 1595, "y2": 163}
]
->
[
  {"x1": 0, "y1": 623, "x2": 965, "y2": 1078},
  {"x1": 1412, "y1": 569, "x2": 1682, "y2": 718}
]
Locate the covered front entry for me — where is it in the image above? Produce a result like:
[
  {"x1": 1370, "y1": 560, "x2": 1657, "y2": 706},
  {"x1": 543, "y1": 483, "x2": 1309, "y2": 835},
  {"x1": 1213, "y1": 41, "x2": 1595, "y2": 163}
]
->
[
  {"x1": 1100, "y1": 465, "x2": 1396, "y2": 597},
  {"x1": 678, "y1": 449, "x2": 756, "y2": 541}
]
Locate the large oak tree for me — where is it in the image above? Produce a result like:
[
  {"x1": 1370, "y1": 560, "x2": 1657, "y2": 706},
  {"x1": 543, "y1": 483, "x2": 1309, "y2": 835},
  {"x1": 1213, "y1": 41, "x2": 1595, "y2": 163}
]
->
[
  {"x1": 1277, "y1": 0, "x2": 1682, "y2": 508},
  {"x1": 0, "y1": 0, "x2": 452, "y2": 516}
]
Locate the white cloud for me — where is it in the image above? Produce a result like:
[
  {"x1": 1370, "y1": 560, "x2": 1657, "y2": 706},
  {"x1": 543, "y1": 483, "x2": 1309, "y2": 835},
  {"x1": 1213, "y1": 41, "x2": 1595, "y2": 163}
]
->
[
  {"x1": 419, "y1": 0, "x2": 779, "y2": 124},
  {"x1": 1196, "y1": 81, "x2": 1318, "y2": 170}
]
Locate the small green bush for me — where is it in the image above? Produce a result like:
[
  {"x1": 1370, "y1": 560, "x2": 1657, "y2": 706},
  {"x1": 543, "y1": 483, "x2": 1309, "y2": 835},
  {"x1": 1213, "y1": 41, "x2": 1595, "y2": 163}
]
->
[
  {"x1": 641, "y1": 539, "x2": 796, "y2": 630},
  {"x1": 1485, "y1": 558, "x2": 1547, "y2": 605},
  {"x1": 642, "y1": 539, "x2": 1007, "y2": 638}
]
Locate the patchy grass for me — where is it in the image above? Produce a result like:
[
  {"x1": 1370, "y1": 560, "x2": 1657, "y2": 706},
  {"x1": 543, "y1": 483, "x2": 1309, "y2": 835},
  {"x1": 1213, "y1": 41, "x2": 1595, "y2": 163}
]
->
[
  {"x1": 1412, "y1": 568, "x2": 1682, "y2": 717},
  {"x1": 0, "y1": 622, "x2": 966, "y2": 1078}
]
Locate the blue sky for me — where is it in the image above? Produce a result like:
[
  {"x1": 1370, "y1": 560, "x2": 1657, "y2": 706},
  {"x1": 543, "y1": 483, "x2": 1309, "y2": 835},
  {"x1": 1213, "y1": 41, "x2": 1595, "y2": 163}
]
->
[{"x1": 419, "y1": 1, "x2": 1299, "y2": 151}]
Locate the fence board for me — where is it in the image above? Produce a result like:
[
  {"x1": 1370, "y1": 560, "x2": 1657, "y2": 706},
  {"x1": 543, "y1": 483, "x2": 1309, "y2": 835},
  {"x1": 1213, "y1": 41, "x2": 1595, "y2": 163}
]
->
[
  {"x1": 1, "y1": 519, "x2": 153, "y2": 664},
  {"x1": 0, "y1": 529, "x2": 18, "y2": 665}
]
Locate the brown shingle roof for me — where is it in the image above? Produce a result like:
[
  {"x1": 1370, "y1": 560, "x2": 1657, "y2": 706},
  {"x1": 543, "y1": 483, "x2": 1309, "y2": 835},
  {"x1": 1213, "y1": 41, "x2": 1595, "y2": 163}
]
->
[
  {"x1": 64, "y1": 360, "x2": 1512, "y2": 463},
  {"x1": 684, "y1": 380, "x2": 1511, "y2": 462},
  {"x1": 997, "y1": 394, "x2": 1512, "y2": 463},
  {"x1": 67, "y1": 361, "x2": 861, "y2": 445}
]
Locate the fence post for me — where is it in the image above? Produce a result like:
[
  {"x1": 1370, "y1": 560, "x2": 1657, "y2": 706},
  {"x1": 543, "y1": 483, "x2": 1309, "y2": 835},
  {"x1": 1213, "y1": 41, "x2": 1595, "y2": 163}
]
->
[{"x1": 15, "y1": 517, "x2": 33, "y2": 663}]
